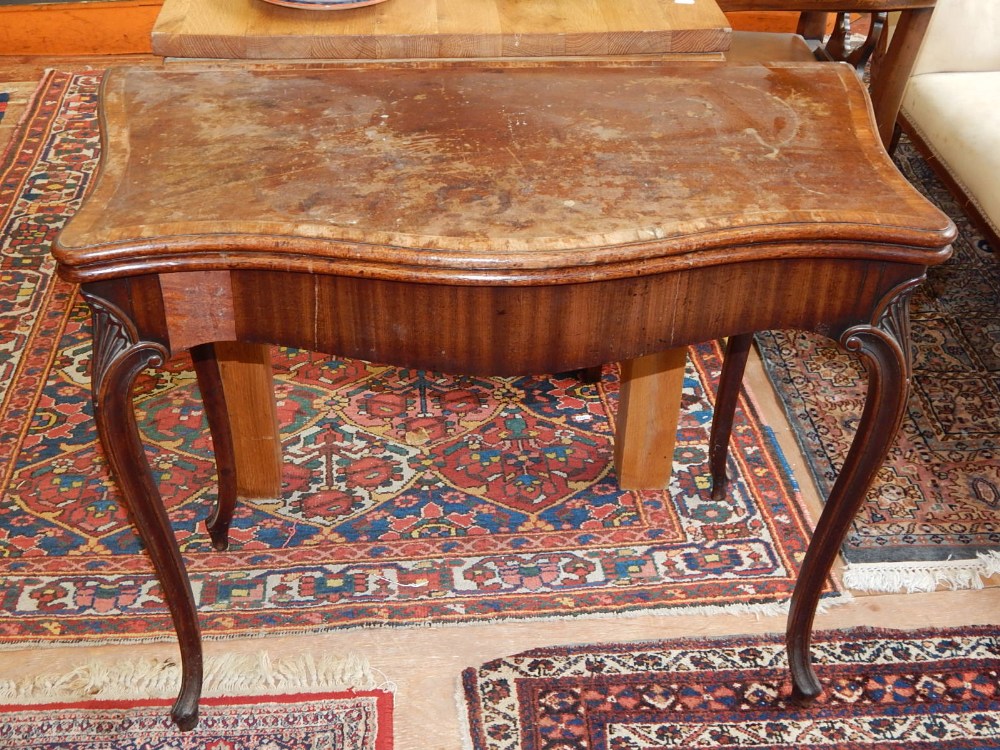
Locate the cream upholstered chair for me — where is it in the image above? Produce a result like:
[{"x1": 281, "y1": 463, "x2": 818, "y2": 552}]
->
[{"x1": 898, "y1": 0, "x2": 1000, "y2": 251}]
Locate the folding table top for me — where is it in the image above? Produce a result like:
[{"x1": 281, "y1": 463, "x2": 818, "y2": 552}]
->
[{"x1": 55, "y1": 62, "x2": 954, "y2": 283}]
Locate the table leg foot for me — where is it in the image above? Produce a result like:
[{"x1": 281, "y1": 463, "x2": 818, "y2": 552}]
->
[
  {"x1": 171, "y1": 688, "x2": 202, "y2": 731},
  {"x1": 84, "y1": 290, "x2": 206, "y2": 729},
  {"x1": 708, "y1": 334, "x2": 753, "y2": 502},
  {"x1": 785, "y1": 283, "x2": 915, "y2": 702}
]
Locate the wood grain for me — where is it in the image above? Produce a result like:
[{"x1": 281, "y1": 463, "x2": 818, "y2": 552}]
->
[
  {"x1": 213, "y1": 342, "x2": 282, "y2": 501},
  {"x1": 151, "y1": 0, "x2": 731, "y2": 59},
  {"x1": 614, "y1": 349, "x2": 689, "y2": 489}
]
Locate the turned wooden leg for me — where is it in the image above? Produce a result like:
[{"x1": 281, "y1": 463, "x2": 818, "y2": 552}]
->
[
  {"x1": 786, "y1": 283, "x2": 916, "y2": 702},
  {"x1": 191, "y1": 342, "x2": 281, "y2": 550},
  {"x1": 614, "y1": 348, "x2": 688, "y2": 489},
  {"x1": 709, "y1": 334, "x2": 753, "y2": 503},
  {"x1": 83, "y1": 290, "x2": 203, "y2": 730}
]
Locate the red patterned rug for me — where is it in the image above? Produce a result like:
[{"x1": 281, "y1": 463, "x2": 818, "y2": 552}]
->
[
  {"x1": 756, "y1": 137, "x2": 1000, "y2": 593},
  {"x1": 1, "y1": 693, "x2": 391, "y2": 750},
  {"x1": 0, "y1": 652, "x2": 391, "y2": 747},
  {"x1": 0, "y1": 70, "x2": 832, "y2": 646},
  {"x1": 461, "y1": 626, "x2": 1000, "y2": 750},
  {"x1": 3, "y1": 693, "x2": 391, "y2": 750}
]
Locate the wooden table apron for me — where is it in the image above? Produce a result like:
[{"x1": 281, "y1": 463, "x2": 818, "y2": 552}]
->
[{"x1": 53, "y1": 63, "x2": 954, "y2": 729}]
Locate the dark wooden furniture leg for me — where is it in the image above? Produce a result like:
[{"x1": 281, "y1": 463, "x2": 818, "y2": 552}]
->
[
  {"x1": 709, "y1": 333, "x2": 754, "y2": 502},
  {"x1": 785, "y1": 281, "x2": 915, "y2": 700},
  {"x1": 191, "y1": 343, "x2": 239, "y2": 551},
  {"x1": 190, "y1": 341, "x2": 280, "y2": 550},
  {"x1": 84, "y1": 289, "x2": 204, "y2": 730}
]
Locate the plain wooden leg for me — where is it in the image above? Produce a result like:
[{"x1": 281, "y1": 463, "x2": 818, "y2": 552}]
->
[
  {"x1": 614, "y1": 348, "x2": 688, "y2": 489},
  {"x1": 192, "y1": 342, "x2": 280, "y2": 549},
  {"x1": 84, "y1": 290, "x2": 203, "y2": 731},
  {"x1": 787, "y1": 285, "x2": 914, "y2": 702},
  {"x1": 709, "y1": 334, "x2": 754, "y2": 503},
  {"x1": 216, "y1": 342, "x2": 282, "y2": 500},
  {"x1": 870, "y1": 7, "x2": 933, "y2": 148}
]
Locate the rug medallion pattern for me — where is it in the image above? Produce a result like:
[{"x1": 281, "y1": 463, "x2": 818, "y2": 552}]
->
[
  {"x1": 756, "y1": 138, "x2": 1000, "y2": 573},
  {"x1": 0, "y1": 71, "x2": 825, "y2": 645},
  {"x1": 462, "y1": 627, "x2": 1000, "y2": 750}
]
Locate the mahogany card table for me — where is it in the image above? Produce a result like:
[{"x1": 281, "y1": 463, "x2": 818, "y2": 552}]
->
[{"x1": 54, "y1": 61, "x2": 954, "y2": 728}]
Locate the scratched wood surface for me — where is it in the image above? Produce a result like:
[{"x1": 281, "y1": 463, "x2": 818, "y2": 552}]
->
[
  {"x1": 150, "y1": 0, "x2": 732, "y2": 59},
  {"x1": 56, "y1": 62, "x2": 952, "y2": 283}
]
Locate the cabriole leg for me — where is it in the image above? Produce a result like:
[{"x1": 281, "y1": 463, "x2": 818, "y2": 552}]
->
[
  {"x1": 191, "y1": 343, "x2": 238, "y2": 551},
  {"x1": 84, "y1": 290, "x2": 204, "y2": 731},
  {"x1": 786, "y1": 282, "x2": 917, "y2": 702},
  {"x1": 709, "y1": 333, "x2": 754, "y2": 502}
]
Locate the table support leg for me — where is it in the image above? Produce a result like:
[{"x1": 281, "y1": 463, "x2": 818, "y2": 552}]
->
[
  {"x1": 614, "y1": 348, "x2": 688, "y2": 489},
  {"x1": 786, "y1": 282, "x2": 915, "y2": 701},
  {"x1": 191, "y1": 342, "x2": 281, "y2": 550},
  {"x1": 709, "y1": 334, "x2": 754, "y2": 502},
  {"x1": 83, "y1": 290, "x2": 203, "y2": 731}
]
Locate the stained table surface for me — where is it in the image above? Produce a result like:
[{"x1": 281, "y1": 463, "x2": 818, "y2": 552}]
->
[{"x1": 56, "y1": 62, "x2": 953, "y2": 283}]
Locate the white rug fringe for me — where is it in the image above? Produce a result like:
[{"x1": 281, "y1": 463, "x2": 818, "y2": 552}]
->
[
  {"x1": 842, "y1": 551, "x2": 1000, "y2": 594},
  {"x1": 0, "y1": 650, "x2": 380, "y2": 705}
]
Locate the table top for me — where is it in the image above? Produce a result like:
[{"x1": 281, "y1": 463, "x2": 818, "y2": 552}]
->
[
  {"x1": 150, "y1": 0, "x2": 732, "y2": 60},
  {"x1": 55, "y1": 62, "x2": 954, "y2": 284}
]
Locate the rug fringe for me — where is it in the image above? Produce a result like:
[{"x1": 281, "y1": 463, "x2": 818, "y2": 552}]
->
[
  {"x1": 842, "y1": 551, "x2": 1000, "y2": 593},
  {"x1": 0, "y1": 650, "x2": 381, "y2": 705}
]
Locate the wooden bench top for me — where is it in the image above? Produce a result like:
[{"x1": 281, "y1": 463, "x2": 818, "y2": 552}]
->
[
  {"x1": 55, "y1": 62, "x2": 955, "y2": 283},
  {"x1": 150, "y1": 0, "x2": 732, "y2": 60}
]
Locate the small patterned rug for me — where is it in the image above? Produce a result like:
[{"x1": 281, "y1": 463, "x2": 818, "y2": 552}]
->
[
  {"x1": 0, "y1": 651, "x2": 392, "y2": 749},
  {"x1": 756, "y1": 136, "x2": 1000, "y2": 593},
  {"x1": 1, "y1": 693, "x2": 392, "y2": 750},
  {"x1": 0, "y1": 71, "x2": 831, "y2": 645},
  {"x1": 461, "y1": 626, "x2": 1000, "y2": 750}
]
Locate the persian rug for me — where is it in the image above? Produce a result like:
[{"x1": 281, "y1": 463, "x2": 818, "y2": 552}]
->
[
  {"x1": 0, "y1": 652, "x2": 392, "y2": 749},
  {"x1": 0, "y1": 69, "x2": 832, "y2": 647},
  {"x1": 461, "y1": 625, "x2": 1000, "y2": 750},
  {"x1": 756, "y1": 136, "x2": 1000, "y2": 593},
  {"x1": 0, "y1": 92, "x2": 9, "y2": 121}
]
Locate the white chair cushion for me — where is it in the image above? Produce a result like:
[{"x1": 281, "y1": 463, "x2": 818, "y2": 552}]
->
[
  {"x1": 902, "y1": 70, "x2": 1000, "y2": 237},
  {"x1": 911, "y1": 0, "x2": 1000, "y2": 75}
]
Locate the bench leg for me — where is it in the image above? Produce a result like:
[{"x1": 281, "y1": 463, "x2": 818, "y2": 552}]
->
[
  {"x1": 613, "y1": 348, "x2": 688, "y2": 489},
  {"x1": 192, "y1": 342, "x2": 281, "y2": 550},
  {"x1": 708, "y1": 334, "x2": 754, "y2": 502},
  {"x1": 84, "y1": 290, "x2": 203, "y2": 731},
  {"x1": 787, "y1": 285, "x2": 914, "y2": 701}
]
